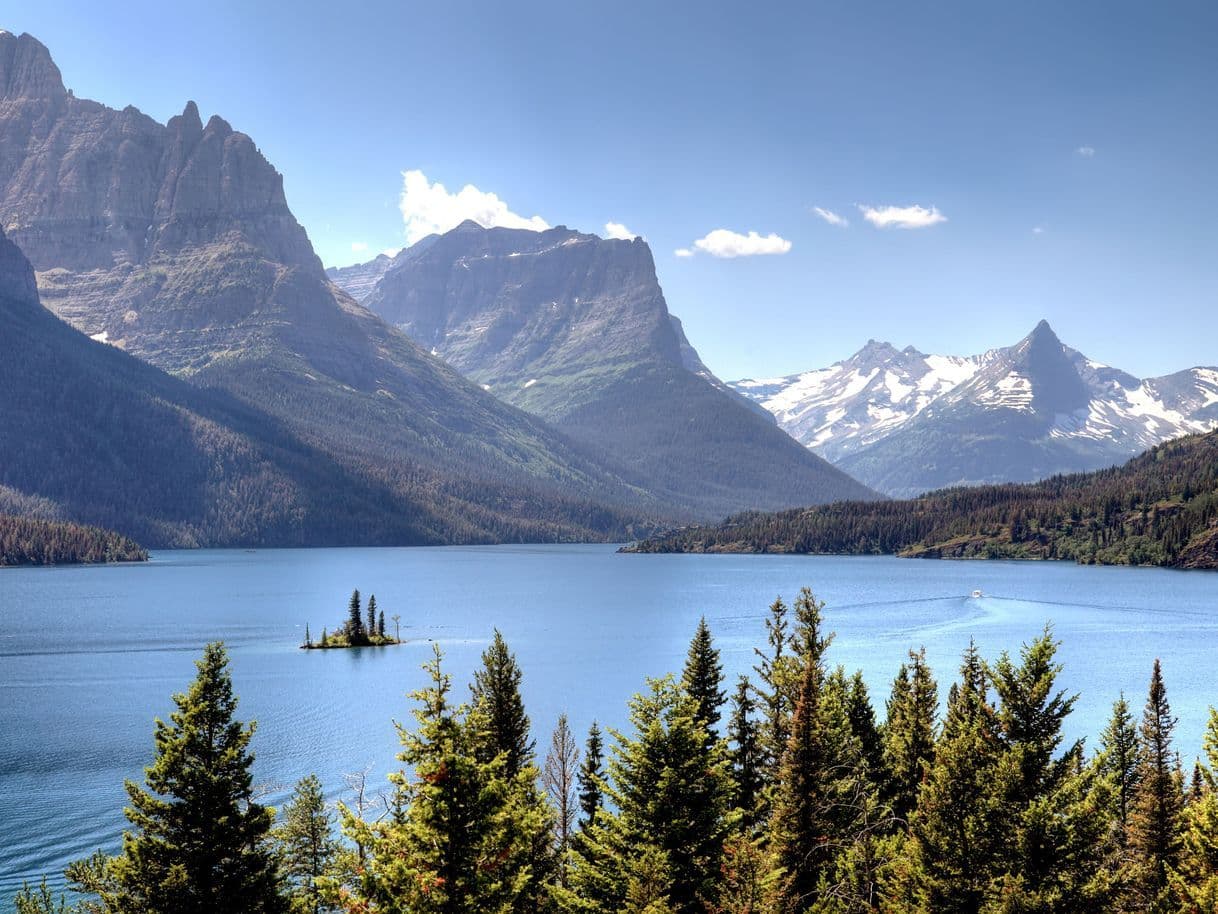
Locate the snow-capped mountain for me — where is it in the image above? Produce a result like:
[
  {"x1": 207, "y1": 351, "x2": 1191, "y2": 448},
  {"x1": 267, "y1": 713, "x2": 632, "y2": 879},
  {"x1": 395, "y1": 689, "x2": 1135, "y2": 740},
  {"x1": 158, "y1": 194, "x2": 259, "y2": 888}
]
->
[{"x1": 732, "y1": 321, "x2": 1218, "y2": 496}]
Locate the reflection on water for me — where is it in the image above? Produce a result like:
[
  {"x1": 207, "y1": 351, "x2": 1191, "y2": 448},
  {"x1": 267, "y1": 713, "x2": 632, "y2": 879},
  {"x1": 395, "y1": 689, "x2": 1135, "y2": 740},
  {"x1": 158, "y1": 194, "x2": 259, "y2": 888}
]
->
[{"x1": 1, "y1": 545, "x2": 1216, "y2": 899}]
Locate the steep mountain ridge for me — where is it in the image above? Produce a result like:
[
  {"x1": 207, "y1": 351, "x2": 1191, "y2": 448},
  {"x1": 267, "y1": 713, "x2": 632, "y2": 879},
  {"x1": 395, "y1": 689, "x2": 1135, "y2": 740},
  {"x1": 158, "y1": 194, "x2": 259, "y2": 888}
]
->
[
  {"x1": 0, "y1": 30, "x2": 671, "y2": 537},
  {"x1": 351, "y1": 222, "x2": 875, "y2": 517},
  {"x1": 733, "y1": 321, "x2": 1218, "y2": 496}
]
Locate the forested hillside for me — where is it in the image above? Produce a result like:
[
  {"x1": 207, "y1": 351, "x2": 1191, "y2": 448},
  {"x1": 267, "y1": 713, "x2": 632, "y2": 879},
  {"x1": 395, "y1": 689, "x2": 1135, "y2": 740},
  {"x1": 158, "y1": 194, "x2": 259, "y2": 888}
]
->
[
  {"x1": 629, "y1": 430, "x2": 1218, "y2": 569},
  {"x1": 0, "y1": 515, "x2": 147, "y2": 566}
]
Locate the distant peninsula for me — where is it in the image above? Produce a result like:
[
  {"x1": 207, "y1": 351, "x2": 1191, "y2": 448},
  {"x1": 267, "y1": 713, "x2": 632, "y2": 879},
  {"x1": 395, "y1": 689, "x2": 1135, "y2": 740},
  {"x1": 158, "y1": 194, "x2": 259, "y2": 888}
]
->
[
  {"x1": 0, "y1": 514, "x2": 148, "y2": 567},
  {"x1": 625, "y1": 430, "x2": 1218, "y2": 570},
  {"x1": 302, "y1": 589, "x2": 402, "y2": 649}
]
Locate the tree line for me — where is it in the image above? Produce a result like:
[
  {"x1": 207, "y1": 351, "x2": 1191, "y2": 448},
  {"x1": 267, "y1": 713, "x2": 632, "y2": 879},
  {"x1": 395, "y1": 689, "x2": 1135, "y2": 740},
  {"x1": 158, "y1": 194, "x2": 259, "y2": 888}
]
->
[
  {"x1": 630, "y1": 429, "x2": 1218, "y2": 570},
  {"x1": 0, "y1": 514, "x2": 147, "y2": 566},
  {"x1": 17, "y1": 590, "x2": 1218, "y2": 913}
]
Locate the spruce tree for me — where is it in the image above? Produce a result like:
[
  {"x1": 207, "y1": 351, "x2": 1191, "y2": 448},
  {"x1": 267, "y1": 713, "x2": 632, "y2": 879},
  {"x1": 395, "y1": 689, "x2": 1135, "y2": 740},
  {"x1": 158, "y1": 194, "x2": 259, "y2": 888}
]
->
[
  {"x1": 378, "y1": 610, "x2": 386, "y2": 640},
  {"x1": 727, "y1": 675, "x2": 763, "y2": 829},
  {"x1": 883, "y1": 648, "x2": 939, "y2": 825},
  {"x1": 563, "y1": 678, "x2": 732, "y2": 914},
  {"x1": 341, "y1": 644, "x2": 542, "y2": 913},
  {"x1": 471, "y1": 629, "x2": 535, "y2": 779},
  {"x1": 1099, "y1": 693, "x2": 1142, "y2": 840},
  {"x1": 847, "y1": 669, "x2": 886, "y2": 787},
  {"x1": 346, "y1": 590, "x2": 363, "y2": 644},
  {"x1": 66, "y1": 642, "x2": 285, "y2": 914},
  {"x1": 274, "y1": 774, "x2": 338, "y2": 914},
  {"x1": 682, "y1": 616, "x2": 726, "y2": 733},
  {"x1": 753, "y1": 595, "x2": 794, "y2": 782},
  {"x1": 366, "y1": 595, "x2": 377, "y2": 642},
  {"x1": 1129, "y1": 658, "x2": 1184, "y2": 908},
  {"x1": 578, "y1": 722, "x2": 606, "y2": 830},
  {"x1": 1170, "y1": 708, "x2": 1218, "y2": 910}
]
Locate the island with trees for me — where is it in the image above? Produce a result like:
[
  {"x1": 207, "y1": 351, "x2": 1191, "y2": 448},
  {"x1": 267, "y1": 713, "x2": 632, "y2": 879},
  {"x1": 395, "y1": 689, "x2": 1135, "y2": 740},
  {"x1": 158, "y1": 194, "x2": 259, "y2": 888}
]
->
[{"x1": 301, "y1": 589, "x2": 402, "y2": 649}]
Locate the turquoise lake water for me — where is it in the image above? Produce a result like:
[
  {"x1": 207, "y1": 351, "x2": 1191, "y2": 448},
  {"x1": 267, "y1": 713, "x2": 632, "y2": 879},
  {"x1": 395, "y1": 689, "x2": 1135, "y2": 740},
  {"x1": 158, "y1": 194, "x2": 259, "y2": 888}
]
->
[{"x1": 2, "y1": 544, "x2": 1216, "y2": 899}]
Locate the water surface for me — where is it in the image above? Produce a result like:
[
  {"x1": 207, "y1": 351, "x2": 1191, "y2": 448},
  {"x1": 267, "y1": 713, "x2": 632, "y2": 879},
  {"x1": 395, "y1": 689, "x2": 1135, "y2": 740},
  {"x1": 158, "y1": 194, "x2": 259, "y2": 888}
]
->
[{"x1": 2, "y1": 545, "x2": 1216, "y2": 897}]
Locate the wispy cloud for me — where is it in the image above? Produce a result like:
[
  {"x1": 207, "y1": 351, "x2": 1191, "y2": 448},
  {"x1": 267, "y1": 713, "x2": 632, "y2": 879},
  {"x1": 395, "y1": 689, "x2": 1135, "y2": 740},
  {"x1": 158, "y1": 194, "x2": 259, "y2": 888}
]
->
[
  {"x1": 1032, "y1": 225, "x2": 1046, "y2": 235},
  {"x1": 858, "y1": 204, "x2": 947, "y2": 230},
  {"x1": 679, "y1": 228, "x2": 793, "y2": 258},
  {"x1": 351, "y1": 241, "x2": 369, "y2": 253},
  {"x1": 398, "y1": 169, "x2": 549, "y2": 244},
  {"x1": 604, "y1": 221, "x2": 639, "y2": 240},
  {"x1": 812, "y1": 206, "x2": 849, "y2": 227},
  {"x1": 1076, "y1": 146, "x2": 1096, "y2": 158}
]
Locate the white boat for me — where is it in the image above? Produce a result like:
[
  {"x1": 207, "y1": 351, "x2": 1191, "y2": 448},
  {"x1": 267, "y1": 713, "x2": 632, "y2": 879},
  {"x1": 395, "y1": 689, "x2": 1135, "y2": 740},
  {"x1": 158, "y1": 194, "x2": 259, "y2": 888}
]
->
[{"x1": 971, "y1": 589, "x2": 983, "y2": 599}]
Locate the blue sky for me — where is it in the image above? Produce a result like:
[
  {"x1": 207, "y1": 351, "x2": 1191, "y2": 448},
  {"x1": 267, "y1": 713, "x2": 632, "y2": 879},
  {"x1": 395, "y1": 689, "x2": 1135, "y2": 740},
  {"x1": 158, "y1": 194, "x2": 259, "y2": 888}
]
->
[{"x1": 9, "y1": 1, "x2": 1218, "y2": 379}]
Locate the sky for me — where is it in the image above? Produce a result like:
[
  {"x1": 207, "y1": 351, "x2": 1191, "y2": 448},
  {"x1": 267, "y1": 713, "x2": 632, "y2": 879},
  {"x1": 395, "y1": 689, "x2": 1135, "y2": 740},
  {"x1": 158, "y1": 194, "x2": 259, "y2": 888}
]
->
[{"x1": 8, "y1": 0, "x2": 1218, "y2": 380}]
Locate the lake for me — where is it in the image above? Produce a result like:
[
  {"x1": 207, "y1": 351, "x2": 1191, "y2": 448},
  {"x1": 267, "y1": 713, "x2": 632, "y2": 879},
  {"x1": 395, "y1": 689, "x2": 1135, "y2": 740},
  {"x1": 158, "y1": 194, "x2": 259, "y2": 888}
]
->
[{"x1": 1, "y1": 544, "x2": 1216, "y2": 900}]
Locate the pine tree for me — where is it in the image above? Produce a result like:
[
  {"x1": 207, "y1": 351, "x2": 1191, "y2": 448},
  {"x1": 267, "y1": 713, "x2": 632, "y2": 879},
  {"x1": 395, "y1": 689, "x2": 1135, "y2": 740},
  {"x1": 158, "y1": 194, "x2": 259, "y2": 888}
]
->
[
  {"x1": 544, "y1": 713, "x2": 581, "y2": 887},
  {"x1": 471, "y1": 629, "x2": 535, "y2": 779},
  {"x1": 578, "y1": 722, "x2": 605, "y2": 831},
  {"x1": 304, "y1": 623, "x2": 312, "y2": 649},
  {"x1": 378, "y1": 610, "x2": 386, "y2": 640},
  {"x1": 1129, "y1": 658, "x2": 1184, "y2": 909},
  {"x1": 753, "y1": 595, "x2": 794, "y2": 783},
  {"x1": 274, "y1": 774, "x2": 338, "y2": 914},
  {"x1": 847, "y1": 669, "x2": 886, "y2": 787},
  {"x1": 682, "y1": 616, "x2": 726, "y2": 733},
  {"x1": 883, "y1": 648, "x2": 938, "y2": 825},
  {"x1": 341, "y1": 644, "x2": 542, "y2": 913},
  {"x1": 1170, "y1": 709, "x2": 1218, "y2": 911},
  {"x1": 727, "y1": 675, "x2": 763, "y2": 829},
  {"x1": 1099, "y1": 693, "x2": 1142, "y2": 840},
  {"x1": 563, "y1": 678, "x2": 732, "y2": 914},
  {"x1": 66, "y1": 642, "x2": 286, "y2": 914},
  {"x1": 366, "y1": 595, "x2": 377, "y2": 642},
  {"x1": 346, "y1": 590, "x2": 363, "y2": 644}
]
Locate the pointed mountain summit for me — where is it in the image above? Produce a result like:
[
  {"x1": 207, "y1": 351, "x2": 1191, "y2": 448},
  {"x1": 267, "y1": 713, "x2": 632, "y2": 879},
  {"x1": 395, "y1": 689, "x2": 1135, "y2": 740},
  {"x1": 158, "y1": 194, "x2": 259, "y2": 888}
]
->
[
  {"x1": 350, "y1": 222, "x2": 875, "y2": 517},
  {"x1": 733, "y1": 321, "x2": 1218, "y2": 497}
]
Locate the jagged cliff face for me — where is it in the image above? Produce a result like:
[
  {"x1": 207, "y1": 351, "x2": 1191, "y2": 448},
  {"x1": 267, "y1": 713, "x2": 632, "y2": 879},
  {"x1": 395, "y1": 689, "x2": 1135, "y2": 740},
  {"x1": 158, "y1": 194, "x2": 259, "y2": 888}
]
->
[{"x1": 355, "y1": 222, "x2": 877, "y2": 516}]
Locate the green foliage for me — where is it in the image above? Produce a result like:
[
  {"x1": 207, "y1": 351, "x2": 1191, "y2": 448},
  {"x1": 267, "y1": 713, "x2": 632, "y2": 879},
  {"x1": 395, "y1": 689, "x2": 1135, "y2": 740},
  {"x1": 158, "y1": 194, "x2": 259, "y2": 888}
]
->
[
  {"x1": 471, "y1": 629, "x2": 536, "y2": 779},
  {"x1": 66, "y1": 642, "x2": 285, "y2": 914},
  {"x1": 682, "y1": 616, "x2": 727, "y2": 732},
  {"x1": 577, "y1": 722, "x2": 605, "y2": 831},
  {"x1": 13, "y1": 879, "x2": 72, "y2": 914},
  {"x1": 728, "y1": 676, "x2": 764, "y2": 830},
  {"x1": 883, "y1": 649, "x2": 938, "y2": 825},
  {"x1": 632, "y1": 430, "x2": 1218, "y2": 570},
  {"x1": 273, "y1": 774, "x2": 338, "y2": 914}
]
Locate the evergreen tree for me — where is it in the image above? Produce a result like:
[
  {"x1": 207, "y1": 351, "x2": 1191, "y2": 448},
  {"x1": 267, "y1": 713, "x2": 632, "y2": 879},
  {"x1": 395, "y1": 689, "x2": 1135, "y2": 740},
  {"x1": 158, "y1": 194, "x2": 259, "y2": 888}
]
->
[
  {"x1": 1130, "y1": 658, "x2": 1184, "y2": 909},
  {"x1": 378, "y1": 610, "x2": 386, "y2": 639},
  {"x1": 563, "y1": 678, "x2": 732, "y2": 914},
  {"x1": 1170, "y1": 709, "x2": 1218, "y2": 911},
  {"x1": 578, "y1": 722, "x2": 605, "y2": 831},
  {"x1": 340, "y1": 644, "x2": 543, "y2": 913},
  {"x1": 1099, "y1": 694, "x2": 1142, "y2": 841},
  {"x1": 905, "y1": 641, "x2": 1003, "y2": 914},
  {"x1": 471, "y1": 629, "x2": 535, "y2": 779},
  {"x1": 682, "y1": 616, "x2": 726, "y2": 733},
  {"x1": 304, "y1": 623, "x2": 311, "y2": 649},
  {"x1": 66, "y1": 642, "x2": 285, "y2": 914},
  {"x1": 727, "y1": 675, "x2": 763, "y2": 829},
  {"x1": 12, "y1": 879, "x2": 71, "y2": 914},
  {"x1": 753, "y1": 595, "x2": 794, "y2": 785},
  {"x1": 274, "y1": 774, "x2": 337, "y2": 914},
  {"x1": 883, "y1": 648, "x2": 939, "y2": 825},
  {"x1": 366, "y1": 595, "x2": 377, "y2": 642},
  {"x1": 345, "y1": 590, "x2": 363, "y2": 644},
  {"x1": 847, "y1": 669, "x2": 886, "y2": 787}
]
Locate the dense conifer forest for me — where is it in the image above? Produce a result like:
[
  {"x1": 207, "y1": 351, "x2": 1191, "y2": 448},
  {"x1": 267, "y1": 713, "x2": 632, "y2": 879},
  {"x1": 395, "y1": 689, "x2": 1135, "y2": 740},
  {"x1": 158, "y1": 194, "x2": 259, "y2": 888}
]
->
[
  {"x1": 17, "y1": 591, "x2": 1218, "y2": 913},
  {"x1": 0, "y1": 514, "x2": 147, "y2": 566},
  {"x1": 629, "y1": 430, "x2": 1218, "y2": 569}
]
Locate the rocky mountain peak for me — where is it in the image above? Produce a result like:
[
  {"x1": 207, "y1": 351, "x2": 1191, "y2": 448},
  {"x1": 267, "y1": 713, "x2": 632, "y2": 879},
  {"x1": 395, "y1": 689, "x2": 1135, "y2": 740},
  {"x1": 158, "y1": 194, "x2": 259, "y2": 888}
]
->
[{"x1": 0, "y1": 31, "x2": 65, "y2": 101}]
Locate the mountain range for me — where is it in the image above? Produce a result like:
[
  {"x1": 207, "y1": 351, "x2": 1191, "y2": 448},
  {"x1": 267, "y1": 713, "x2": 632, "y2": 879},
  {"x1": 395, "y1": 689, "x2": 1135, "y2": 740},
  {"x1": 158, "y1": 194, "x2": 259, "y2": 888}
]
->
[
  {"x1": 732, "y1": 321, "x2": 1218, "y2": 497},
  {"x1": 332, "y1": 221, "x2": 874, "y2": 517},
  {"x1": 0, "y1": 29, "x2": 871, "y2": 546}
]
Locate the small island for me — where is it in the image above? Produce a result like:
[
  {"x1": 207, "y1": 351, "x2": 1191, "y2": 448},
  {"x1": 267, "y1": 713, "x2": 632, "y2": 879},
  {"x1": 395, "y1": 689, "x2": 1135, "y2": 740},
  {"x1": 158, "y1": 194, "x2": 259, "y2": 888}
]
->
[{"x1": 302, "y1": 589, "x2": 403, "y2": 649}]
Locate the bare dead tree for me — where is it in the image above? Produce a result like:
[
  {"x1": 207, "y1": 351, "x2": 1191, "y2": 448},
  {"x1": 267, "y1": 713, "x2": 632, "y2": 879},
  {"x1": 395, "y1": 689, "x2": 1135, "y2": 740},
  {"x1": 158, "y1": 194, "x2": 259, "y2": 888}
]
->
[{"x1": 542, "y1": 712, "x2": 581, "y2": 885}]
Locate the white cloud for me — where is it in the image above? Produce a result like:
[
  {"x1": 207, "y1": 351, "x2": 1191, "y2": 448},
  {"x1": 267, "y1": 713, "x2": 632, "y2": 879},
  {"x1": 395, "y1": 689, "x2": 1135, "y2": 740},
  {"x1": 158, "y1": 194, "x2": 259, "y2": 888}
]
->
[
  {"x1": 1032, "y1": 225, "x2": 1046, "y2": 235},
  {"x1": 858, "y1": 204, "x2": 947, "y2": 230},
  {"x1": 604, "y1": 221, "x2": 639, "y2": 240},
  {"x1": 1076, "y1": 146, "x2": 1096, "y2": 158},
  {"x1": 382, "y1": 247, "x2": 400, "y2": 258},
  {"x1": 350, "y1": 241, "x2": 369, "y2": 253},
  {"x1": 682, "y1": 228, "x2": 793, "y2": 258},
  {"x1": 674, "y1": 248, "x2": 694, "y2": 258},
  {"x1": 812, "y1": 206, "x2": 849, "y2": 227},
  {"x1": 398, "y1": 169, "x2": 549, "y2": 244}
]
